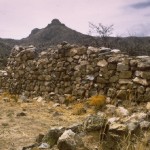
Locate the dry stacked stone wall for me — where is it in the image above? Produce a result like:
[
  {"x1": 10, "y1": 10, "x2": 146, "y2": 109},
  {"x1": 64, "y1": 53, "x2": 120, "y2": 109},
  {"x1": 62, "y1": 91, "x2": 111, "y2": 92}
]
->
[{"x1": 1, "y1": 42, "x2": 150, "y2": 102}]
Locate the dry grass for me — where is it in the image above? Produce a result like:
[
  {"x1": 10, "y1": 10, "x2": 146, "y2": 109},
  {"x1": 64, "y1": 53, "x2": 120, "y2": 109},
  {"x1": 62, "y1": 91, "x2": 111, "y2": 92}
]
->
[
  {"x1": 97, "y1": 129, "x2": 150, "y2": 150},
  {"x1": 64, "y1": 94, "x2": 76, "y2": 105},
  {"x1": 72, "y1": 103, "x2": 86, "y2": 115},
  {"x1": 0, "y1": 92, "x2": 89, "y2": 150},
  {"x1": 0, "y1": 92, "x2": 149, "y2": 150},
  {"x1": 116, "y1": 132, "x2": 150, "y2": 150},
  {"x1": 0, "y1": 92, "x2": 19, "y2": 102}
]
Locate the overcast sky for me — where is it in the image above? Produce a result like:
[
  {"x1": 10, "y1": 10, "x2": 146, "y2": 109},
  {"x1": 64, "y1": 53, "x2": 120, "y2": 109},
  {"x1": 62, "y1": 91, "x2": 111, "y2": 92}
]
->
[{"x1": 0, "y1": 0, "x2": 150, "y2": 39}]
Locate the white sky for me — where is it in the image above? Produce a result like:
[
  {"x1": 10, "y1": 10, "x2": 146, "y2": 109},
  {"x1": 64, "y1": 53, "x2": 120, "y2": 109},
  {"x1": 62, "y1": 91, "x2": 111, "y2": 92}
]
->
[{"x1": 0, "y1": 0, "x2": 150, "y2": 39}]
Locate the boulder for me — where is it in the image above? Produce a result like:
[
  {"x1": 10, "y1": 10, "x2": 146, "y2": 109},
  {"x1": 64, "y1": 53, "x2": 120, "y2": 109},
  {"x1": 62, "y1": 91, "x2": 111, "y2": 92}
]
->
[
  {"x1": 133, "y1": 77, "x2": 149, "y2": 86},
  {"x1": 83, "y1": 114, "x2": 107, "y2": 132},
  {"x1": 57, "y1": 129, "x2": 85, "y2": 150},
  {"x1": 42, "y1": 127, "x2": 65, "y2": 148},
  {"x1": 117, "y1": 62, "x2": 129, "y2": 71},
  {"x1": 119, "y1": 71, "x2": 132, "y2": 79}
]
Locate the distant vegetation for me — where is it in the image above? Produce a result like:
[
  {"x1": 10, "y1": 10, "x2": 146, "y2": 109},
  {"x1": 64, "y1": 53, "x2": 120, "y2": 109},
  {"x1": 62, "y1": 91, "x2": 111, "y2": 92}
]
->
[{"x1": 89, "y1": 22, "x2": 150, "y2": 56}]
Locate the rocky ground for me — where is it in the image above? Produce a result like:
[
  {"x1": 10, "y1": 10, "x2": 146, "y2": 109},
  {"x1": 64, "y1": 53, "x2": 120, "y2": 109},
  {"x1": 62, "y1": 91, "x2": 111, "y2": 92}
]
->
[{"x1": 0, "y1": 92, "x2": 150, "y2": 150}]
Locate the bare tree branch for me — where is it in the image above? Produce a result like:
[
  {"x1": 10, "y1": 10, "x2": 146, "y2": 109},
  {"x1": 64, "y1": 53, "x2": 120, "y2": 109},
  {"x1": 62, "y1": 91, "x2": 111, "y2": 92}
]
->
[{"x1": 89, "y1": 22, "x2": 114, "y2": 47}]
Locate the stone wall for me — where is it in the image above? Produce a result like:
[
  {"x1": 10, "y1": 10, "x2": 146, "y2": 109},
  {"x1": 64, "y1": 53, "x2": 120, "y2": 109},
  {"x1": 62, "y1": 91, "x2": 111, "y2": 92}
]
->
[{"x1": 1, "y1": 42, "x2": 150, "y2": 102}]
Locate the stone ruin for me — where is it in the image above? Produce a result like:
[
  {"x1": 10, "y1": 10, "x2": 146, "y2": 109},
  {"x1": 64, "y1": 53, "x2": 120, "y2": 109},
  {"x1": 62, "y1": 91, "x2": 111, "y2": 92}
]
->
[{"x1": 0, "y1": 42, "x2": 150, "y2": 102}]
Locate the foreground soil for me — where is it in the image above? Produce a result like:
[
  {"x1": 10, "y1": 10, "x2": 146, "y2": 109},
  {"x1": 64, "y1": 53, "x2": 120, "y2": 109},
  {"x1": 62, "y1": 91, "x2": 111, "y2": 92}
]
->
[{"x1": 0, "y1": 95, "x2": 92, "y2": 150}]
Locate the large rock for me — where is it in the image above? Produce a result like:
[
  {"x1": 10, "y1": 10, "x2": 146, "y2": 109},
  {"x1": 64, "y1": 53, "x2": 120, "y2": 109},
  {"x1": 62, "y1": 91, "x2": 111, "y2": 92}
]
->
[
  {"x1": 42, "y1": 127, "x2": 65, "y2": 148},
  {"x1": 135, "y1": 71, "x2": 150, "y2": 79},
  {"x1": 57, "y1": 130, "x2": 76, "y2": 150},
  {"x1": 133, "y1": 77, "x2": 149, "y2": 86},
  {"x1": 119, "y1": 71, "x2": 132, "y2": 79},
  {"x1": 137, "y1": 58, "x2": 150, "y2": 70},
  {"x1": 0, "y1": 70, "x2": 8, "y2": 77},
  {"x1": 57, "y1": 129, "x2": 85, "y2": 150},
  {"x1": 83, "y1": 114, "x2": 107, "y2": 132},
  {"x1": 117, "y1": 62, "x2": 129, "y2": 71}
]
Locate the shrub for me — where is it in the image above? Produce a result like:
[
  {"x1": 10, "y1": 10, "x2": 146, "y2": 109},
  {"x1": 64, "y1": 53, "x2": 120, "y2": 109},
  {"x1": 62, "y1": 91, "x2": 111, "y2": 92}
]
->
[{"x1": 88, "y1": 95, "x2": 106, "y2": 110}]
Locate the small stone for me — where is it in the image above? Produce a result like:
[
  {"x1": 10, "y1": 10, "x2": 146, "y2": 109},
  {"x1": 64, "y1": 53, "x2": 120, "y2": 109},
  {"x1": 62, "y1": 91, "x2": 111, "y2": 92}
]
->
[
  {"x1": 18, "y1": 93, "x2": 28, "y2": 102},
  {"x1": 100, "y1": 47, "x2": 111, "y2": 53},
  {"x1": 86, "y1": 75, "x2": 95, "y2": 81},
  {"x1": 109, "y1": 123, "x2": 127, "y2": 134},
  {"x1": 127, "y1": 121, "x2": 139, "y2": 133},
  {"x1": 53, "y1": 103, "x2": 60, "y2": 108},
  {"x1": 146, "y1": 102, "x2": 150, "y2": 110},
  {"x1": 140, "y1": 121, "x2": 150, "y2": 129},
  {"x1": 116, "y1": 107, "x2": 129, "y2": 117},
  {"x1": 38, "y1": 143, "x2": 50, "y2": 149},
  {"x1": 111, "y1": 49, "x2": 121, "y2": 53},
  {"x1": 106, "y1": 104, "x2": 116, "y2": 114},
  {"x1": 108, "y1": 117, "x2": 120, "y2": 124},
  {"x1": 118, "y1": 79, "x2": 132, "y2": 84},
  {"x1": 37, "y1": 96, "x2": 44, "y2": 102},
  {"x1": 0, "y1": 70, "x2": 8, "y2": 76},
  {"x1": 16, "y1": 112, "x2": 26, "y2": 117},
  {"x1": 97, "y1": 59, "x2": 108, "y2": 67}
]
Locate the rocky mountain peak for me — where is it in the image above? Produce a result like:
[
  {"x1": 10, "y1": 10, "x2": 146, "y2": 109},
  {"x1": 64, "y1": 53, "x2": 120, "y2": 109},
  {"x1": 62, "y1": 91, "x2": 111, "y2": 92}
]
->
[
  {"x1": 46, "y1": 19, "x2": 64, "y2": 28},
  {"x1": 51, "y1": 19, "x2": 62, "y2": 25}
]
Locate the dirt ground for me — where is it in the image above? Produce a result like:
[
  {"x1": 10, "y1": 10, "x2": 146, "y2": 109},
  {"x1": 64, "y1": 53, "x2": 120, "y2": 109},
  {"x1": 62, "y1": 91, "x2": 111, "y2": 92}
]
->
[{"x1": 0, "y1": 94, "x2": 91, "y2": 150}]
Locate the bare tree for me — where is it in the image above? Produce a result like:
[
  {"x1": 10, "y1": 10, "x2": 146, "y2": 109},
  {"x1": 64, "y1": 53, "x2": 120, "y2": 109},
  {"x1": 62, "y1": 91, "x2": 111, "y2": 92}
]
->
[{"x1": 89, "y1": 22, "x2": 114, "y2": 47}]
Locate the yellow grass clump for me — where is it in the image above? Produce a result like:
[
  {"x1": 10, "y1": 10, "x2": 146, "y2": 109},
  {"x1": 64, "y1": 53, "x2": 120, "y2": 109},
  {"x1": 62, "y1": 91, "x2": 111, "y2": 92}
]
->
[{"x1": 88, "y1": 95, "x2": 106, "y2": 110}]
